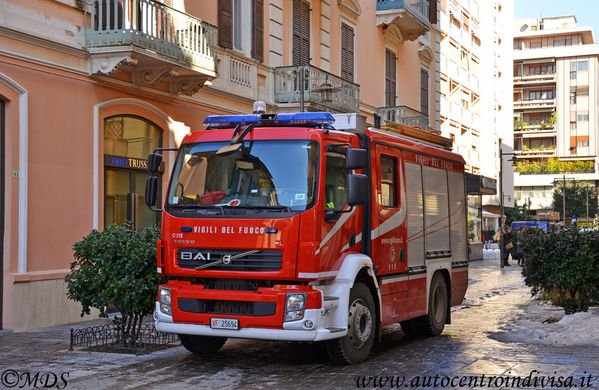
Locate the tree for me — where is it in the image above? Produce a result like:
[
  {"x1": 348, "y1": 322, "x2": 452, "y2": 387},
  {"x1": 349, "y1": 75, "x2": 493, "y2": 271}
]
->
[
  {"x1": 504, "y1": 195, "x2": 530, "y2": 225},
  {"x1": 65, "y1": 224, "x2": 161, "y2": 348},
  {"x1": 552, "y1": 181, "x2": 598, "y2": 220}
]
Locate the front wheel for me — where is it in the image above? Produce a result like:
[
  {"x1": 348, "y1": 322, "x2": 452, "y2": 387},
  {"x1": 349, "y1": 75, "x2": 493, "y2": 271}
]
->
[
  {"x1": 178, "y1": 334, "x2": 227, "y2": 354},
  {"x1": 326, "y1": 282, "x2": 376, "y2": 364}
]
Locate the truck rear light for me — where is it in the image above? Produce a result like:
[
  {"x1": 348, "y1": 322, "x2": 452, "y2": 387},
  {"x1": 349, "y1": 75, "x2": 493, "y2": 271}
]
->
[{"x1": 159, "y1": 287, "x2": 171, "y2": 315}]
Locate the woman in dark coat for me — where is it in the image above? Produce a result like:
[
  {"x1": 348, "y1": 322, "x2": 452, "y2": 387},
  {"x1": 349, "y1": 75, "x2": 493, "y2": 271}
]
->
[{"x1": 502, "y1": 226, "x2": 512, "y2": 266}]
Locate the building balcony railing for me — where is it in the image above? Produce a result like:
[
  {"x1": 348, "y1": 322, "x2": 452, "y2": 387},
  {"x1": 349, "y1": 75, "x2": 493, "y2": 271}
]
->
[
  {"x1": 513, "y1": 73, "x2": 556, "y2": 85},
  {"x1": 274, "y1": 65, "x2": 360, "y2": 113},
  {"x1": 513, "y1": 124, "x2": 556, "y2": 135},
  {"x1": 84, "y1": 0, "x2": 217, "y2": 95},
  {"x1": 378, "y1": 106, "x2": 429, "y2": 131},
  {"x1": 514, "y1": 147, "x2": 557, "y2": 158},
  {"x1": 514, "y1": 99, "x2": 556, "y2": 109},
  {"x1": 376, "y1": 0, "x2": 430, "y2": 41}
]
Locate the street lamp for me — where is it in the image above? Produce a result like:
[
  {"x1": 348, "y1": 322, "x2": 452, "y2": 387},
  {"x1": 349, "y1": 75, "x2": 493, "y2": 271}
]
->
[
  {"x1": 499, "y1": 144, "x2": 519, "y2": 269},
  {"x1": 553, "y1": 175, "x2": 574, "y2": 226}
]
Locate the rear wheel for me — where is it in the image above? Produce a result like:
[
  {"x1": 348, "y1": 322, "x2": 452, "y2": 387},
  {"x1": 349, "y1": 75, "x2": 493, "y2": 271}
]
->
[
  {"x1": 413, "y1": 273, "x2": 448, "y2": 337},
  {"x1": 399, "y1": 318, "x2": 418, "y2": 337},
  {"x1": 178, "y1": 334, "x2": 227, "y2": 354},
  {"x1": 326, "y1": 282, "x2": 376, "y2": 364}
]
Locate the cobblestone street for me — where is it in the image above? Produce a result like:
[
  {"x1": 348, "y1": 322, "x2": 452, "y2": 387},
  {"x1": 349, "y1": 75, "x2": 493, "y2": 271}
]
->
[{"x1": 1, "y1": 259, "x2": 598, "y2": 389}]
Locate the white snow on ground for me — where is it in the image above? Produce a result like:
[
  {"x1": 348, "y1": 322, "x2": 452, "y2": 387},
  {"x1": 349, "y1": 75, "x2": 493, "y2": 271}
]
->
[{"x1": 498, "y1": 301, "x2": 599, "y2": 347}]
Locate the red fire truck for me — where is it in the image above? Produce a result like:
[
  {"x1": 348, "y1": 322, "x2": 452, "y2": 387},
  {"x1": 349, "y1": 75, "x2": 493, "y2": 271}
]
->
[{"x1": 145, "y1": 104, "x2": 468, "y2": 364}]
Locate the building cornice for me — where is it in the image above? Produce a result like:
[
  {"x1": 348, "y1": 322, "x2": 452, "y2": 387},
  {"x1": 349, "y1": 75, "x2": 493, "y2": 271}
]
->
[{"x1": 0, "y1": 26, "x2": 87, "y2": 59}]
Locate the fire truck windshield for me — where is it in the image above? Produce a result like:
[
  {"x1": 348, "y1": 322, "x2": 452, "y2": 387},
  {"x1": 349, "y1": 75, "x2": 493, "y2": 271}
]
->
[{"x1": 167, "y1": 140, "x2": 319, "y2": 213}]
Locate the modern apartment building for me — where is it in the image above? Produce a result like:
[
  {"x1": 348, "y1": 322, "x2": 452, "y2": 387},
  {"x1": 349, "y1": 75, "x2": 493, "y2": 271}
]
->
[
  {"x1": 438, "y1": 0, "x2": 513, "y2": 241},
  {"x1": 513, "y1": 16, "x2": 599, "y2": 216},
  {"x1": 0, "y1": 0, "x2": 439, "y2": 331}
]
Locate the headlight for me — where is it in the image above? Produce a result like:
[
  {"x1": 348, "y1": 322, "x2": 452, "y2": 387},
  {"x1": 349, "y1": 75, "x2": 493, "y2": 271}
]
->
[
  {"x1": 159, "y1": 287, "x2": 171, "y2": 315},
  {"x1": 286, "y1": 293, "x2": 306, "y2": 311},
  {"x1": 285, "y1": 310, "x2": 304, "y2": 321}
]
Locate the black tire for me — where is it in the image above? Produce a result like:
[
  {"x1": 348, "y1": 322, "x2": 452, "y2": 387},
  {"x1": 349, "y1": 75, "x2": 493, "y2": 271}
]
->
[
  {"x1": 178, "y1": 334, "x2": 227, "y2": 354},
  {"x1": 413, "y1": 273, "x2": 448, "y2": 337},
  {"x1": 326, "y1": 282, "x2": 376, "y2": 365},
  {"x1": 399, "y1": 319, "x2": 418, "y2": 337}
]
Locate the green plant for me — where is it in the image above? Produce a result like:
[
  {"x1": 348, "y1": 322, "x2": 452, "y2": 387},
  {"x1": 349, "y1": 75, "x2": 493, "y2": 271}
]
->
[
  {"x1": 66, "y1": 224, "x2": 161, "y2": 347},
  {"x1": 521, "y1": 226, "x2": 599, "y2": 314},
  {"x1": 552, "y1": 181, "x2": 598, "y2": 220}
]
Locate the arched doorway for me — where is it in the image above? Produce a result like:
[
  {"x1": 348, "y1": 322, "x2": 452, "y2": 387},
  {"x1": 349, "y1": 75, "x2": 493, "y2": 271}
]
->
[{"x1": 104, "y1": 115, "x2": 162, "y2": 229}]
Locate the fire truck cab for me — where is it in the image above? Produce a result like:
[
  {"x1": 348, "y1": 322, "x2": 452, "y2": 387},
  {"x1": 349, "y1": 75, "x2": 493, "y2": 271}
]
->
[{"x1": 145, "y1": 105, "x2": 468, "y2": 364}]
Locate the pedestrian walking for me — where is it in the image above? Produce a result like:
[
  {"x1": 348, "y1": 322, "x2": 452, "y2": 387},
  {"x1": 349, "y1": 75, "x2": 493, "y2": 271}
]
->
[
  {"x1": 516, "y1": 226, "x2": 525, "y2": 266},
  {"x1": 502, "y1": 225, "x2": 512, "y2": 267},
  {"x1": 484, "y1": 225, "x2": 493, "y2": 249}
]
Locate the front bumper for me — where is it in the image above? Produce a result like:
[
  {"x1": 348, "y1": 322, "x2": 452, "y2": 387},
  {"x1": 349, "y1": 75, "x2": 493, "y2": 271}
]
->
[{"x1": 154, "y1": 304, "x2": 346, "y2": 342}]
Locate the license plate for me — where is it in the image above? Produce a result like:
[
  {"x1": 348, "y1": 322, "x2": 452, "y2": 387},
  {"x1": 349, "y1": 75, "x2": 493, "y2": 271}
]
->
[{"x1": 210, "y1": 318, "x2": 239, "y2": 330}]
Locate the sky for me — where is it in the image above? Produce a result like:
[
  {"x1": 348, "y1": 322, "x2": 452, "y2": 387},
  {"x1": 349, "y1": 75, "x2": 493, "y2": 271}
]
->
[{"x1": 514, "y1": 0, "x2": 599, "y2": 39}]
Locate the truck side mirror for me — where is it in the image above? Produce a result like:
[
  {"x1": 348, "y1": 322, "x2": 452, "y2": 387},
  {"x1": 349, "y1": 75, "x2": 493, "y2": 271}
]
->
[
  {"x1": 348, "y1": 174, "x2": 368, "y2": 205},
  {"x1": 347, "y1": 148, "x2": 367, "y2": 170},
  {"x1": 145, "y1": 176, "x2": 158, "y2": 207},
  {"x1": 148, "y1": 153, "x2": 163, "y2": 174}
]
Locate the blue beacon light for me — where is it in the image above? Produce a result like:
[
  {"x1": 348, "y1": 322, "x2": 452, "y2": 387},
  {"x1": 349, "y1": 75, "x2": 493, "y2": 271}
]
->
[{"x1": 203, "y1": 112, "x2": 335, "y2": 128}]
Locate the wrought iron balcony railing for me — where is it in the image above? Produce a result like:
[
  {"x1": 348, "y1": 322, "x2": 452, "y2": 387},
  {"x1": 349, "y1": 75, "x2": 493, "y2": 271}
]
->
[
  {"x1": 274, "y1": 65, "x2": 360, "y2": 113},
  {"x1": 376, "y1": 0, "x2": 431, "y2": 32},
  {"x1": 84, "y1": 0, "x2": 217, "y2": 74},
  {"x1": 378, "y1": 106, "x2": 429, "y2": 131}
]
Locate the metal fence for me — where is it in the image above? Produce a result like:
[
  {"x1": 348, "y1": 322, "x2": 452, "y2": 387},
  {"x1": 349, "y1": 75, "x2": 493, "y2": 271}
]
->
[
  {"x1": 70, "y1": 323, "x2": 179, "y2": 354},
  {"x1": 84, "y1": 0, "x2": 217, "y2": 72}
]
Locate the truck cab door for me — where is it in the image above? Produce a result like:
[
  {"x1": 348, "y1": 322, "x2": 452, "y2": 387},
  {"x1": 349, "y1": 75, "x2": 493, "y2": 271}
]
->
[{"x1": 371, "y1": 145, "x2": 407, "y2": 275}]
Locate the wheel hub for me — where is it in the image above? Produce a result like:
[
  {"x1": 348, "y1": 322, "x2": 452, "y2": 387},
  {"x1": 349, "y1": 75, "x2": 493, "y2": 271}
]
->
[{"x1": 348, "y1": 298, "x2": 372, "y2": 348}]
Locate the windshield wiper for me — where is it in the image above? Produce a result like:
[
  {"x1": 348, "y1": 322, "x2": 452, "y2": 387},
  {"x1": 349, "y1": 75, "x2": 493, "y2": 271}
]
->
[
  {"x1": 233, "y1": 205, "x2": 293, "y2": 212},
  {"x1": 168, "y1": 204, "x2": 226, "y2": 214}
]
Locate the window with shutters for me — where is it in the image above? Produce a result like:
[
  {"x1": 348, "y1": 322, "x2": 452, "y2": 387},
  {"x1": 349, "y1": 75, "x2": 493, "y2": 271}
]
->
[
  {"x1": 341, "y1": 23, "x2": 354, "y2": 82},
  {"x1": 421, "y1": 69, "x2": 429, "y2": 115},
  {"x1": 293, "y1": 0, "x2": 311, "y2": 66},
  {"x1": 218, "y1": 0, "x2": 264, "y2": 61},
  {"x1": 385, "y1": 50, "x2": 397, "y2": 107}
]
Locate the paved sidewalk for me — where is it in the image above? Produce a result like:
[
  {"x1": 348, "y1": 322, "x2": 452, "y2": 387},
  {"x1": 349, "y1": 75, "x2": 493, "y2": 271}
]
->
[{"x1": 1, "y1": 259, "x2": 598, "y2": 389}]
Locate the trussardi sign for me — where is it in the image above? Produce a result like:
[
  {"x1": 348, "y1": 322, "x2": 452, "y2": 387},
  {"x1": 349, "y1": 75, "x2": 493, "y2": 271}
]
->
[{"x1": 104, "y1": 155, "x2": 148, "y2": 170}]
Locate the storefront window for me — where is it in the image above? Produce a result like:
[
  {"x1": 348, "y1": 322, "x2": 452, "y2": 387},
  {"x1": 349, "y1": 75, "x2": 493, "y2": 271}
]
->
[
  {"x1": 467, "y1": 195, "x2": 481, "y2": 242},
  {"x1": 104, "y1": 116, "x2": 162, "y2": 229}
]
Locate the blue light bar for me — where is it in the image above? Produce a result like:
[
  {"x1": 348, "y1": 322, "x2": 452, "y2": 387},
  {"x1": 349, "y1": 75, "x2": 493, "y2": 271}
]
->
[{"x1": 204, "y1": 112, "x2": 335, "y2": 129}]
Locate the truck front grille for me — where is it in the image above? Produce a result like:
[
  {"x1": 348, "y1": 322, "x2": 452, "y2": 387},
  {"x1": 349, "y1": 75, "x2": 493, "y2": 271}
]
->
[
  {"x1": 178, "y1": 298, "x2": 276, "y2": 316},
  {"x1": 177, "y1": 249, "x2": 282, "y2": 271}
]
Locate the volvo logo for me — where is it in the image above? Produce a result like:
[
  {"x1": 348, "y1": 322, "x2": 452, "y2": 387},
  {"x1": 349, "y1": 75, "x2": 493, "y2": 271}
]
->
[{"x1": 222, "y1": 254, "x2": 232, "y2": 265}]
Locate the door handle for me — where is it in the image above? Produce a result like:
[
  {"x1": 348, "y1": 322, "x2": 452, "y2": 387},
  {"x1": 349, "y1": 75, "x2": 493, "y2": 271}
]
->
[{"x1": 399, "y1": 248, "x2": 405, "y2": 262}]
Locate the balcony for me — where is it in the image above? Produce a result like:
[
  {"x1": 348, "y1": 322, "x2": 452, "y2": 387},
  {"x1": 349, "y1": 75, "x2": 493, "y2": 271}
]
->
[
  {"x1": 377, "y1": 106, "x2": 429, "y2": 131},
  {"x1": 514, "y1": 99, "x2": 556, "y2": 110},
  {"x1": 513, "y1": 73, "x2": 556, "y2": 86},
  {"x1": 376, "y1": 0, "x2": 431, "y2": 41},
  {"x1": 84, "y1": 0, "x2": 217, "y2": 95},
  {"x1": 514, "y1": 147, "x2": 557, "y2": 159},
  {"x1": 274, "y1": 65, "x2": 360, "y2": 113},
  {"x1": 210, "y1": 49, "x2": 273, "y2": 104},
  {"x1": 513, "y1": 124, "x2": 556, "y2": 136}
]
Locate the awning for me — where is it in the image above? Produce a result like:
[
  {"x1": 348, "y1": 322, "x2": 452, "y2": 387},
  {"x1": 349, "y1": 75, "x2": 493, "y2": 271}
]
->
[
  {"x1": 522, "y1": 58, "x2": 555, "y2": 64},
  {"x1": 466, "y1": 173, "x2": 497, "y2": 195}
]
